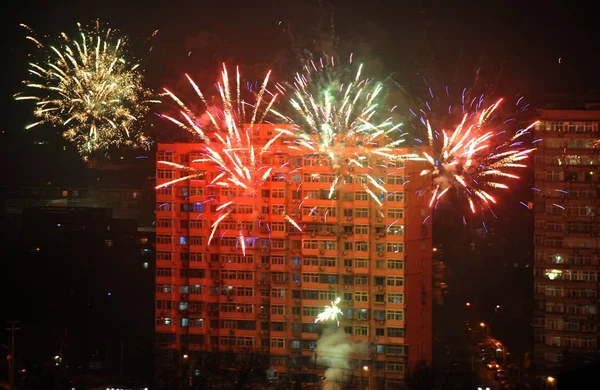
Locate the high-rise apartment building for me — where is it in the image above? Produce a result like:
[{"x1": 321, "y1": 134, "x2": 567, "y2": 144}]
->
[
  {"x1": 155, "y1": 124, "x2": 432, "y2": 388},
  {"x1": 532, "y1": 102, "x2": 600, "y2": 374}
]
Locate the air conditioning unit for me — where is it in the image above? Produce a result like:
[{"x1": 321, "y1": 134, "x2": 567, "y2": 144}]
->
[
  {"x1": 258, "y1": 215, "x2": 265, "y2": 219},
  {"x1": 378, "y1": 286, "x2": 383, "y2": 291},
  {"x1": 319, "y1": 249, "x2": 325, "y2": 255},
  {"x1": 346, "y1": 267, "x2": 353, "y2": 273},
  {"x1": 256, "y1": 264, "x2": 262, "y2": 268},
  {"x1": 319, "y1": 266, "x2": 325, "y2": 271},
  {"x1": 265, "y1": 264, "x2": 270, "y2": 269},
  {"x1": 377, "y1": 218, "x2": 383, "y2": 222},
  {"x1": 343, "y1": 251, "x2": 347, "y2": 255},
  {"x1": 292, "y1": 249, "x2": 298, "y2": 254},
  {"x1": 311, "y1": 232, "x2": 316, "y2": 237},
  {"x1": 378, "y1": 252, "x2": 384, "y2": 257},
  {"x1": 347, "y1": 217, "x2": 353, "y2": 222},
  {"x1": 294, "y1": 299, "x2": 300, "y2": 304},
  {"x1": 293, "y1": 315, "x2": 300, "y2": 320},
  {"x1": 376, "y1": 235, "x2": 380, "y2": 239}
]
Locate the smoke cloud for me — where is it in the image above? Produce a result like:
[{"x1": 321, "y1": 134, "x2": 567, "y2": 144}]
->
[{"x1": 316, "y1": 327, "x2": 370, "y2": 389}]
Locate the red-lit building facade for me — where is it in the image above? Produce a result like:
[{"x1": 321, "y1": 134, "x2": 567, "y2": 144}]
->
[
  {"x1": 155, "y1": 124, "x2": 432, "y2": 388},
  {"x1": 532, "y1": 103, "x2": 600, "y2": 373}
]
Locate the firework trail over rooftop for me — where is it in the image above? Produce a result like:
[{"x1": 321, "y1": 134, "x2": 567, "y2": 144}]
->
[
  {"x1": 158, "y1": 65, "x2": 301, "y2": 255},
  {"x1": 276, "y1": 56, "x2": 418, "y2": 206},
  {"x1": 14, "y1": 21, "x2": 158, "y2": 159},
  {"x1": 412, "y1": 88, "x2": 537, "y2": 215}
]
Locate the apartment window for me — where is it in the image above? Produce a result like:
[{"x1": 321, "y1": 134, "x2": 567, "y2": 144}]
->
[
  {"x1": 387, "y1": 260, "x2": 404, "y2": 270},
  {"x1": 156, "y1": 284, "x2": 173, "y2": 293},
  {"x1": 387, "y1": 175, "x2": 404, "y2": 185},
  {"x1": 272, "y1": 189, "x2": 285, "y2": 198},
  {"x1": 156, "y1": 202, "x2": 172, "y2": 212},
  {"x1": 354, "y1": 325, "x2": 369, "y2": 336},
  {"x1": 387, "y1": 225, "x2": 404, "y2": 236},
  {"x1": 156, "y1": 251, "x2": 173, "y2": 261},
  {"x1": 387, "y1": 293, "x2": 404, "y2": 304},
  {"x1": 157, "y1": 218, "x2": 172, "y2": 228},
  {"x1": 386, "y1": 310, "x2": 404, "y2": 321},
  {"x1": 355, "y1": 191, "x2": 368, "y2": 201},
  {"x1": 156, "y1": 316, "x2": 172, "y2": 326},
  {"x1": 355, "y1": 208, "x2": 369, "y2": 218},
  {"x1": 355, "y1": 242, "x2": 369, "y2": 252},
  {"x1": 270, "y1": 338, "x2": 285, "y2": 348},
  {"x1": 157, "y1": 268, "x2": 173, "y2": 277},
  {"x1": 354, "y1": 225, "x2": 369, "y2": 235},
  {"x1": 356, "y1": 309, "x2": 369, "y2": 320},
  {"x1": 386, "y1": 242, "x2": 404, "y2": 253},
  {"x1": 157, "y1": 169, "x2": 174, "y2": 179},
  {"x1": 271, "y1": 255, "x2": 286, "y2": 265},
  {"x1": 386, "y1": 209, "x2": 404, "y2": 219},
  {"x1": 375, "y1": 293, "x2": 385, "y2": 304},
  {"x1": 354, "y1": 258, "x2": 369, "y2": 269},
  {"x1": 387, "y1": 327, "x2": 405, "y2": 337},
  {"x1": 354, "y1": 275, "x2": 369, "y2": 285},
  {"x1": 386, "y1": 276, "x2": 404, "y2": 287},
  {"x1": 270, "y1": 222, "x2": 286, "y2": 232},
  {"x1": 271, "y1": 305, "x2": 285, "y2": 315},
  {"x1": 354, "y1": 291, "x2": 369, "y2": 302},
  {"x1": 387, "y1": 192, "x2": 404, "y2": 202}
]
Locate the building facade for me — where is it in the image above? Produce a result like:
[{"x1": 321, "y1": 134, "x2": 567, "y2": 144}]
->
[
  {"x1": 532, "y1": 104, "x2": 600, "y2": 373},
  {"x1": 155, "y1": 124, "x2": 432, "y2": 388}
]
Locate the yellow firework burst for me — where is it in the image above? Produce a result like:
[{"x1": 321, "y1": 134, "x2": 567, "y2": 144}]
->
[{"x1": 15, "y1": 21, "x2": 158, "y2": 158}]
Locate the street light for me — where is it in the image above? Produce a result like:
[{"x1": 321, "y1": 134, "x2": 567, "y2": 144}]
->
[
  {"x1": 547, "y1": 376, "x2": 556, "y2": 384},
  {"x1": 466, "y1": 302, "x2": 472, "y2": 307},
  {"x1": 361, "y1": 365, "x2": 370, "y2": 390}
]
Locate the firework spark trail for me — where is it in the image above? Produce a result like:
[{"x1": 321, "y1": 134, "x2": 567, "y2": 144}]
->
[
  {"x1": 315, "y1": 297, "x2": 343, "y2": 327},
  {"x1": 418, "y1": 97, "x2": 537, "y2": 213},
  {"x1": 15, "y1": 21, "x2": 158, "y2": 158},
  {"x1": 275, "y1": 57, "x2": 418, "y2": 206},
  {"x1": 157, "y1": 65, "x2": 302, "y2": 255}
]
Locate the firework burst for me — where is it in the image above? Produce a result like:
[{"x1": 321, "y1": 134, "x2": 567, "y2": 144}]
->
[
  {"x1": 157, "y1": 65, "x2": 302, "y2": 255},
  {"x1": 14, "y1": 21, "x2": 158, "y2": 158},
  {"x1": 418, "y1": 97, "x2": 537, "y2": 213},
  {"x1": 276, "y1": 57, "x2": 414, "y2": 206},
  {"x1": 315, "y1": 297, "x2": 343, "y2": 327}
]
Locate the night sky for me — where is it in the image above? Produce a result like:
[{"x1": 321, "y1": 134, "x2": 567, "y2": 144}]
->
[{"x1": 2, "y1": 0, "x2": 599, "y2": 182}]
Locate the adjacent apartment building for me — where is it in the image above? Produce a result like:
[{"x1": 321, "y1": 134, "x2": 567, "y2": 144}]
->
[
  {"x1": 155, "y1": 124, "x2": 432, "y2": 388},
  {"x1": 532, "y1": 100, "x2": 600, "y2": 373}
]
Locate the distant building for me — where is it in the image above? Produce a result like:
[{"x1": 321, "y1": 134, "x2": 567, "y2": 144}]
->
[
  {"x1": 7, "y1": 206, "x2": 155, "y2": 385},
  {"x1": 155, "y1": 124, "x2": 433, "y2": 388},
  {"x1": 532, "y1": 100, "x2": 600, "y2": 374}
]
